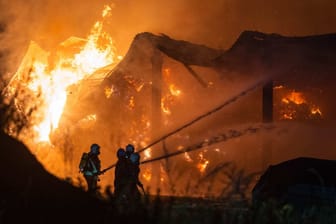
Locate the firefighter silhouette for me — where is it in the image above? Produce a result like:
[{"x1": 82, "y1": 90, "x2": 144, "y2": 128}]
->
[
  {"x1": 79, "y1": 143, "x2": 102, "y2": 194},
  {"x1": 114, "y1": 148, "x2": 129, "y2": 200},
  {"x1": 113, "y1": 144, "x2": 144, "y2": 206}
]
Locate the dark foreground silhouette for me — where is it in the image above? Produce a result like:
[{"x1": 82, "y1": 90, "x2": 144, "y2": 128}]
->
[
  {"x1": 253, "y1": 157, "x2": 336, "y2": 207},
  {"x1": 0, "y1": 131, "x2": 149, "y2": 224}
]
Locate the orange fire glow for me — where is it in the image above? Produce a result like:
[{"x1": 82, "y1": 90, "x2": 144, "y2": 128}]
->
[
  {"x1": 161, "y1": 98, "x2": 172, "y2": 115},
  {"x1": 4, "y1": 5, "x2": 117, "y2": 143},
  {"x1": 78, "y1": 114, "x2": 97, "y2": 129},
  {"x1": 197, "y1": 152, "x2": 209, "y2": 173},
  {"x1": 104, "y1": 86, "x2": 114, "y2": 98},
  {"x1": 161, "y1": 68, "x2": 181, "y2": 115},
  {"x1": 311, "y1": 107, "x2": 322, "y2": 115},
  {"x1": 279, "y1": 90, "x2": 322, "y2": 120},
  {"x1": 128, "y1": 96, "x2": 136, "y2": 110},
  {"x1": 282, "y1": 92, "x2": 305, "y2": 105},
  {"x1": 143, "y1": 148, "x2": 152, "y2": 160},
  {"x1": 184, "y1": 152, "x2": 193, "y2": 162},
  {"x1": 142, "y1": 167, "x2": 152, "y2": 182},
  {"x1": 169, "y1": 84, "x2": 181, "y2": 96}
]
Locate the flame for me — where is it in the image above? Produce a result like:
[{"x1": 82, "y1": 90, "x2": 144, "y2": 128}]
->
[
  {"x1": 274, "y1": 85, "x2": 284, "y2": 89},
  {"x1": 102, "y1": 4, "x2": 112, "y2": 17},
  {"x1": 5, "y1": 5, "x2": 116, "y2": 143},
  {"x1": 161, "y1": 98, "x2": 172, "y2": 115},
  {"x1": 283, "y1": 113, "x2": 294, "y2": 120},
  {"x1": 177, "y1": 145, "x2": 184, "y2": 150},
  {"x1": 169, "y1": 84, "x2": 181, "y2": 96},
  {"x1": 143, "y1": 148, "x2": 152, "y2": 160},
  {"x1": 184, "y1": 152, "x2": 193, "y2": 162},
  {"x1": 311, "y1": 106, "x2": 322, "y2": 116},
  {"x1": 73, "y1": 6, "x2": 115, "y2": 75},
  {"x1": 104, "y1": 86, "x2": 114, "y2": 98},
  {"x1": 161, "y1": 86, "x2": 181, "y2": 114},
  {"x1": 2, "y1": 6, "x2": 120, "y2": 185},
  {"x1": 160, "y1": 165, "x2": 167, "y2": 183},
  {"x1": 282, "y1": 91, "x2": 305, "y2": 105},
  {"x1": 161, "y1": 67, "x2": 182, "y2": 115},
  {"x1": 124, "y1": 76, "x2": 145, "y2": 92},
  {"x1": 279, "y1": 90, "x2": 323, "y2": 120},
  {"x1": 128, "y1": 96, "x2": 135, "y2": 110},
  {"x1": 78, "y1": 114, "x2": 97, "y2": 129},
  {"x1": 197, "y1": 152, "x2": 209, "y2": 173},
  {"x1": 142, "y1": 167, "x2": 152, "y2": 182},
  {"x1": 197, "y1": 160, "x2": 209, "y2": 173}
]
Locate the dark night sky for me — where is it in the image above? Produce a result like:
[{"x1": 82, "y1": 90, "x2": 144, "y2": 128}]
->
[{"x1": 0, "y1": 0, "x2": 335, "y2": 77}]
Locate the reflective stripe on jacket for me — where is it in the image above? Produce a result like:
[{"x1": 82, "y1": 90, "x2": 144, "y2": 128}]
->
[{"x1": 84, "y1": 159, "x2": 98, "y2": 176}]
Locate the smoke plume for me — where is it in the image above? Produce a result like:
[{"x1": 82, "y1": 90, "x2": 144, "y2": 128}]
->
[{"x1": 1, "y1": 0, "x2": 336, "y2": 82}]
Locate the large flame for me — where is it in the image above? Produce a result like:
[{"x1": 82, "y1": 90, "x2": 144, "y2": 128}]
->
[{"x1": 5, "y1": 5, "x2": 116, "y2": 143}]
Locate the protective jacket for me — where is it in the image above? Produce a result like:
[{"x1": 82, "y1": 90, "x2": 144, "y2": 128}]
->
[{"x1": 84, "y1": 153, "x2": 101, "y2": 176}]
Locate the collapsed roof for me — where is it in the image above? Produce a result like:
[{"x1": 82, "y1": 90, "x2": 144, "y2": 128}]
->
[
  {"x1": 102, "y1": 31, "x2": 336, "y2": 88},
  {"x1": 65, "y1": 30, "x2": 336, "y2": 125}
]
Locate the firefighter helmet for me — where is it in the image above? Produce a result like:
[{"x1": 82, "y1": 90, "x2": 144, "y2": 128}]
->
[
  {"x1": 130, "y1": 152, "x2": 140, "y2": 165},
  {"x1": 117, "y1": 148, "x2": 126, "y2": 158},
  {"x1": 125, "y1": 144, "x2": 135, "y2": 154},
  {"x1": 90, "y1": 143, "x2": 100, "y2": 155}
]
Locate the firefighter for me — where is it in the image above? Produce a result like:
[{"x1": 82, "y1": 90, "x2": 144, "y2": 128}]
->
[
  {"x1": 128, "y1": 152, "x2": 144, "y2": 201},
  {"x1": 114, "y1": 146, "x2": 144, "y2": 213},
  {"x1": 82, "y1": 143, "x2": 102, "y2": 194},
  {"x1": 114, "y1": 148, "x2": 129, "y2": 201}
]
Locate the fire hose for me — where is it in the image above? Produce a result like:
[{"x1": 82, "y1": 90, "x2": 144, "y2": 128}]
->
[{"x1": 101, "y1": 78, "x2": 269, "y2": 174}]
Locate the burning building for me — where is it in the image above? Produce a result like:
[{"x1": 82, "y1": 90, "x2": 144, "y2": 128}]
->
[{"x1": 1, "y1": 5, "x2": 336, "y2": 198}]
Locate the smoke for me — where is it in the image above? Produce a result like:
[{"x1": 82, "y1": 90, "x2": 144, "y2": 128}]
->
[
  {"x1": 1, "y1": 0, "x2": 335, "y2": 82},
  {"x1": 0, "y1": 0, "x2": 110, "y2": 79},
  {"x1": 107, "y1": 0, "x2": 336, "y2": 51}
]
